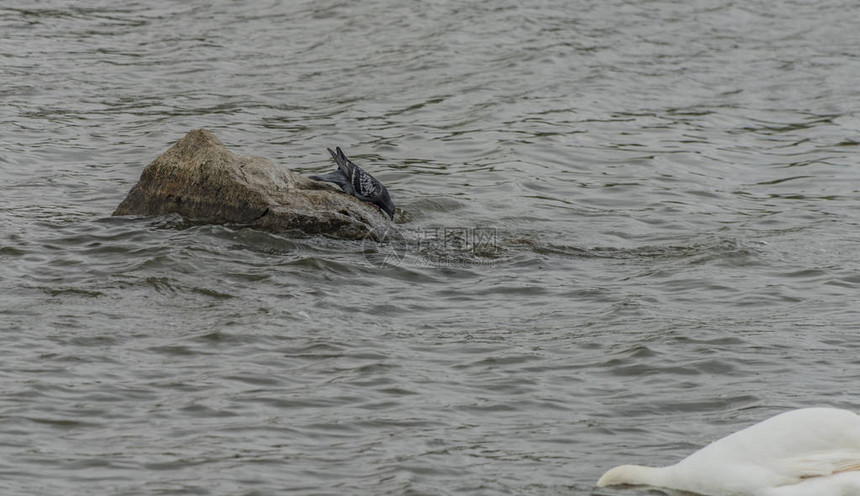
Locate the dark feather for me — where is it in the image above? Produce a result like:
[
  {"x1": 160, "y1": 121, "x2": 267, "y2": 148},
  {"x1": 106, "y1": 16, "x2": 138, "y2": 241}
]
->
[{"x1": 311, "y1": 147, "x2": 396, "y2": 220}]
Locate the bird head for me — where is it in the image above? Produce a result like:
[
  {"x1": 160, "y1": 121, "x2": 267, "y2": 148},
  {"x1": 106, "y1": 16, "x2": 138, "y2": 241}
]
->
[{"x1": 376, "y1": 189, "x2": 396, "y2": 220}]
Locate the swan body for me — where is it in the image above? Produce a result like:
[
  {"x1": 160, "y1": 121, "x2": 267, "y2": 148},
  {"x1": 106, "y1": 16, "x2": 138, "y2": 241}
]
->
[{"x1": 597, "y1": 408, "x2": 860, "y2": 496}]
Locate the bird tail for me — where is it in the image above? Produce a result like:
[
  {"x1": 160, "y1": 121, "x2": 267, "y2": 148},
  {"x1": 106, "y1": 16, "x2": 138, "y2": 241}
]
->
[{"x1": 327, "y1": 147, "x2": 353, "y2": 175}]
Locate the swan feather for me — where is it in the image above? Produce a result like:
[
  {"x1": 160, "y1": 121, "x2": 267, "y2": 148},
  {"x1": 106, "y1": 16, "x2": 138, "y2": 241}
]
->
[{"x1": 597, "y1": 408, "x2": 860, "y2": 496}]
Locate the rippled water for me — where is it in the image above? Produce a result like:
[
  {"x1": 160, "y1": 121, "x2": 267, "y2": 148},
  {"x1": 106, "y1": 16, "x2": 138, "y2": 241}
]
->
[{"x1": 3, "y1": 1, "x2": 860, "y2": 494}]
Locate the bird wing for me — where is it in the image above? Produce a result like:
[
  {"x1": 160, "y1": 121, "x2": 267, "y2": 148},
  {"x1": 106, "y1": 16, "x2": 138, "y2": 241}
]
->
[
  {"x1": 329, "y1": 147, "x2": 383, "y2": 200},
  {"x1": 352, "y1": 168, "x2": 383, "y2": 200},
  {"x1": 309, "y1": 170, "x2": 349, "y2": 189},
  {"x1": 764, "y1": 472, "x2": 860, "y2": 496},
  {"x1": 780, "y1": 451, "x2": 860, "y2": 480}
]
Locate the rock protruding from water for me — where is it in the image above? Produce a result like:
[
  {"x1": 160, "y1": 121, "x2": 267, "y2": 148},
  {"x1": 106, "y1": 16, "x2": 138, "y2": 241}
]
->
[{"x1": 113, "y1": 129, "x2": 392, "y2": 239}]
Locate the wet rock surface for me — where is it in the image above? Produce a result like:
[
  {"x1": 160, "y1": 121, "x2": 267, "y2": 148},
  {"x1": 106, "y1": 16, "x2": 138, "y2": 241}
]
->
[{"x1": 113, "y1": 129, "x2": 392, "y2": 239}]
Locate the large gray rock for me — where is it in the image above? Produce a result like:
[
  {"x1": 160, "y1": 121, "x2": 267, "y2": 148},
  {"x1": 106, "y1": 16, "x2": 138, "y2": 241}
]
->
[{"x1": 113, "y1": 129, "x2": 392, "y2": 240}]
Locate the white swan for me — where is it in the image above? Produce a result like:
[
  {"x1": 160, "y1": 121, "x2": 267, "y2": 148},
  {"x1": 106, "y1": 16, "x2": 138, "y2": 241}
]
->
[{"x1": 597, "y1": 407, "x2": 860, "y2": 496}]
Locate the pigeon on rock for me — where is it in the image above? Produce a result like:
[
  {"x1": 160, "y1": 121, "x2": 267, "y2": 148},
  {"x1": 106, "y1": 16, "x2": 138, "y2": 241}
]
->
[{"x1": 310, "y1": 147, "x2": 396, "y2": 220}]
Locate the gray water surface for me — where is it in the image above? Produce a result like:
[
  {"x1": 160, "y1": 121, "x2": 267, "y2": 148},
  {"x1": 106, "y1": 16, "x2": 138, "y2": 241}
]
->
[{"x1": 2, "y1": 1, "x2": 860, "y2": 495}]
